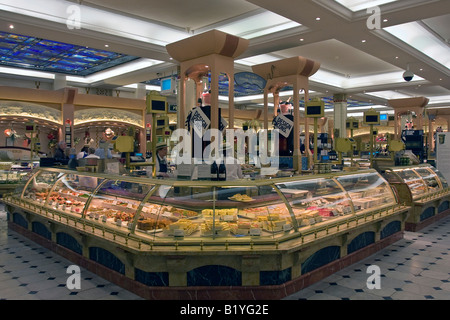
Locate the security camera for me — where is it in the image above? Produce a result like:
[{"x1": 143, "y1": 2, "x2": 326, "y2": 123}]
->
[{"x1": 403, "y1": 70, "x2": 414, "y2": 82}]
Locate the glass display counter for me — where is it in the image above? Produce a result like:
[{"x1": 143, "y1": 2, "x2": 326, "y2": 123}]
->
[
  {"x1": 0, "y1": 162, "x2": 31, "y2": 197},
  {"x1": 8, "y1": 167, "x2": 400, "y2": 243},
  {"x1": 383, "y1": 164, "x2": 450, "y2": 230},
  {"x1": 2, "y1": 167, "x2": 409, "y2": 299}
]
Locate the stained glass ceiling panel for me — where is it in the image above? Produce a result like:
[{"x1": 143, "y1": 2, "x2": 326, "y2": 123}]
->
[
  {"x1": 145, "y1": 74, "x2": 375, "y2": 110},
  {"x1": 0, "y1": 31, "x2": 139, "y2": 76}
]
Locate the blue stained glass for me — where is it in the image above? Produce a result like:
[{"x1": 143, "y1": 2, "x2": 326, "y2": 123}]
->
[{"x1": 0, "y1": 31, "x2": 139, "y2": 76}]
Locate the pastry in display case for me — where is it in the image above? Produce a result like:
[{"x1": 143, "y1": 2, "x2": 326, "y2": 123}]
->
[
  {"x1": 8, "y1": 167, "x2": 402, "y2": 243},
  {"x1": 383, "y1": 164, "x2": 448, "y2": 201},
  {"x1": 0, "y1": 162, "x2": 32, "y2": 196},
  {"x1": 382, "y1": 164, "x2": 450, "y2": 231},
  {"x1": 3, "y1": 167, "x2": 410, "y2": 299}
]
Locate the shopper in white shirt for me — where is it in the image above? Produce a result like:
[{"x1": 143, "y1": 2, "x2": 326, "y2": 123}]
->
[
  {"x1": 76, "y1": 146, "x2": 89, "y2": 160},
  {"x1": 85, "y1": 147, "x2": 100, "y2": 159}
]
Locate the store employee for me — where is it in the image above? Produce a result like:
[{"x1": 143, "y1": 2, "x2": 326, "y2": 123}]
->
[{"x1": 151, "y1": 142, "x2": 169, "y2": 178}]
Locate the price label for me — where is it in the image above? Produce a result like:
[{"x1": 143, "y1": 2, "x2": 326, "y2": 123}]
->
[
  {"x1": 283, "y1": 223, "x2": 292, "y2": 231},
  {"x1": 223, "y1": 215, "x2": 235, "y2": 221},
  {"x1": 162, "y1": 211, "x2": 172, "y2": 217},
  {"x1": 250, "y1": 228, "x2": 261, "y2": 236},
  {"x1": 174, "y1": 229, "x2": 185, "y2": 237}
]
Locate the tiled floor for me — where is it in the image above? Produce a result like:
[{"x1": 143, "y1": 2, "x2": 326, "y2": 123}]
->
[
  {"x1": 0, "y1": 204, "x2": 143, "y2": 300},
  {"x1": 284, "y1": 216, "x2": 450, "y2": 300},
  {"x1": 1, "y1": 202, "x2": 449, "y2": 300}
]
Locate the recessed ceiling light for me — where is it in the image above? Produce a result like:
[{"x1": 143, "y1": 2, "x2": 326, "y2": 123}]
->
[
  {"x1": 383, "y1": 19, "x2": 388, "y2": 22},
  {"x1": 316, "y1": 17, "x2": 321, "y2": 21},
  {"x1": 105, "y1": 44, "x2": 109, "y2": 48},
  {"x1": 9, "y1": 24, "x2": 14, "y2": 29},
  {"x1": 299, "y1": 38, "x2": 304, "y2": 41},
  {"x1": 395, "y1": 56, "x2": 399, "y2": 59},
  {"x1": 419, "y1": 68, "x2": 423, "y2": 71},
  {"x1": 361, "y1": 40, "x2": 366, "y2": 43}
]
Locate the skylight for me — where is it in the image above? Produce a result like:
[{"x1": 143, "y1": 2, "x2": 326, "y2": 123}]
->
[
  {"x1": 384, "y1": 22, "x2": 450, "y2": 69},
  {"x1": 0, "y1": 31, "x2": 139, "y2": 76},
  {"x1": 334, "y1": 0, "x2": 399, "y2": 12},
  {"x1": 215, "y1": 11, "x2": 301, "y2": 39}
]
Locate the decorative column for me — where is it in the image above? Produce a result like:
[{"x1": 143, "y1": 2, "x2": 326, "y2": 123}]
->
[
  {"x1": 333, "y1": 93, "x2": 347, "y2": 139},
  {"x1": 166, "y1": 30, "x2": 249, "y2": 131},
  {"x1": 61, "y1": 88, "x2": 77, "y2": 148},
  {"x1": 252, "y1": 56, "x2": 321, "y2": 172},
  {"x1": 53, "y1": 74, "x2": 67, "y2": 91},
  {"x1": 388, "y1": 97, "x2": 429, "y2": 140},
  {"x1": 135, "y1": 83, "x2": 147, "y2": 99}
]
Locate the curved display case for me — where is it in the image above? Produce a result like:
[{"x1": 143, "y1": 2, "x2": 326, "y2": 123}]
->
[
  {"x1": 12, "y1": 168, "x2": 400, "y2": 242},
  {"x1": 383, "y1": 164, "x2": 450, "y2": 231},
  {"x1": 3, "y1": 168, "x2": 409, "y2": 299},
  {"x1": 0, "y1": 162, "x2": 31, "y2": 197}
]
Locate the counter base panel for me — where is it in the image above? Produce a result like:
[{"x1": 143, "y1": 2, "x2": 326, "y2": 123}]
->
[
  {"x1": 405, "y1": 207, "x2": 450, "y2": 232},
  {"x1": 7, "y1": 219, "x2": 404, "y2": 300}
]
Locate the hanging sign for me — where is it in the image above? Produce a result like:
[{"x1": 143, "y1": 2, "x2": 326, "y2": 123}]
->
[
  {"x1": 272, "y1": 113, "x2": 294, "y2": 138},
  {"x1": 190, "y1": 107, "x2": 210, "y2": 137}
]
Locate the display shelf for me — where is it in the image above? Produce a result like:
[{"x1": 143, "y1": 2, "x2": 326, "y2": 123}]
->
[
  {"x1": 0, "y1": 162, "x2": 31, "y2": 197},
  {"x1": 7, "y1": 167, "x2": 403, "y2": 243},
  {"x1": 3, "y1": 167, "x2": 410, "y2": 299},
  {"x1": 383, "y1": 164, "x2": 450, "y2": 231}
]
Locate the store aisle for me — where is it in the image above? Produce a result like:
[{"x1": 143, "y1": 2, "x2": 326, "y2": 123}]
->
[
  {"x1": 1, "y1": 201, "x2": 449, "y2": 300},
  {"x1": 284, "y1": 216, "x2": 450, "y2": 300}
]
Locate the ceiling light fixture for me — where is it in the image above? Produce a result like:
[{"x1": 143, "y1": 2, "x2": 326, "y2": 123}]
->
[
  {"x1": 315, "y1": 17, "x2": 321, "y2": 21},
  {"x1": 299, "y1": 38, "x2": 304, "y2": 41},
  {"x1": 9, "y1": 24, "x2": 14, "y2": 29}
]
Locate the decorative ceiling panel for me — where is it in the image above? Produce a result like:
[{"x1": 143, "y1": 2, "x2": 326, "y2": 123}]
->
[{"x1": 0, "y1": 31, "x2": 139, "y2": 76}]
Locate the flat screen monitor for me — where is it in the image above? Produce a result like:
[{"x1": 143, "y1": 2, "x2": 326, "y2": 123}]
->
[
  {"x1": 380, "y1": 114, "x2": 387, "y2": 121},
  {"x1": 146, "y1": 95, "x2": 167, "y2": 113},
  {"x1": 160, "y1": 78, "x2": 176, "y2": 95},
  {"x1": 305, "y1": 104, "x2": 324, "y2": 117},
  {"x1": 156, "y1": 118, "x2": 167, "y2": 127},
  {"x1": 364, "y1": 114, "x2": 380, "y2": 125}
]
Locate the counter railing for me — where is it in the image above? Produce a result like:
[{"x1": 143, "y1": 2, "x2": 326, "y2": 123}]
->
[{"x1": 416, "y1": 187, "x2": 450, "y2": 203}]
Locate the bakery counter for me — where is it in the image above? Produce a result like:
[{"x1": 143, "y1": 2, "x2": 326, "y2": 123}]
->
[
  {"x1": 2, "y1": 167, "x2": 410, "y2": 299},
  {"x1": 0, "y1": 166, "x2": 31, "y2": 197},
  {"x1": 382, "y1": 164, "x2": 450, "y2": 231}
]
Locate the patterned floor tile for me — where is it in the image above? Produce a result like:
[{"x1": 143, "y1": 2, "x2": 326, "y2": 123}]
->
[{"x1": 2, "y1": 204, "x2": 450, "y2": 300}]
